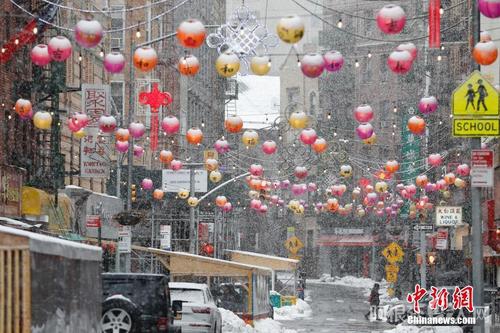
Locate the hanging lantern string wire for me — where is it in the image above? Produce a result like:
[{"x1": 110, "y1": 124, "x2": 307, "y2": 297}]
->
[
  {"x1": 291, "y1": 0, "x2": 468, "y2": 43},
  {"x1": 9, "y1": 0, "x2": 192, "y2": 33},
  {"x1": 39, "y1": 0, "x2": 178, "y2": 14},
  {"x1": 301, "y1": 0, "x2": 468, "y2": 22}
]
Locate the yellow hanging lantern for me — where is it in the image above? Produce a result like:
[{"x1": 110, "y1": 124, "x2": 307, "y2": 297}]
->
[
  {"x1": 74, "y1": 128, "x2": 86, "y2": 139},
  {"x1": 33, "y1": 111, "x2": 52, "y2": 130},
  {"x1": 215, "y1": 51, "x2": 240, "y2": 78},
  {"x1": 289, "y1": 110, "x2": 308, "y2": 129},
  {"x1": 276, "y1": 15, "x2": 305, "y2": 44},
  {"x1": 375, "y1": 181, "x2": 388, "y2": 193},
  {"x1": 178, "y1": 188, "x2": 189, "y2": 199},
  {"x1": 241, "y1": 130, "x2": 259, "y2": 147},
  {"x1": 250, "y1": 56, "x2": 271, "y2": 76},
  {"x1": 187, "y1": 196, "x2": 199, "y2": 207},
  {"x1": 363, "y1": 133, "x2": 377, "y2": 145},
  {"x1": 209, "y1": 170, "x2": 222, "y2": 183}
]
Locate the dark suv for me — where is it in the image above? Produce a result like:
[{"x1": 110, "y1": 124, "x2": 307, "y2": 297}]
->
[{"x1": 101, "y1": 273, "x2": 181, "y2": 333}]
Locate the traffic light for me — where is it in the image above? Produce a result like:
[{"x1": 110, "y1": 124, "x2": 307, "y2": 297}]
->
[{"x1": 131, "y1": 184, "x2": 137, "y2": 202}]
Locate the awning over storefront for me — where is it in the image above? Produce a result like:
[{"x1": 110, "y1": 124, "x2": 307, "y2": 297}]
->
[
  {"x1": 21, "y1": 186, "x2": 72, "y2": 232},
  {"x1": 318, "y1": 234, "x2": 377, "y2": 247}
]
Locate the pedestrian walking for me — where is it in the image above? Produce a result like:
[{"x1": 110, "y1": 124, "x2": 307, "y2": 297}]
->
[
  {"x1": 476, "y1": 79, "x2": 488, "y2": 111},
  {"x1": 365, "y1": 283, "x2": 381, "y2": 321},
  {"x1": 465, "y1": 83, "x2": 476, "y2": 111}
]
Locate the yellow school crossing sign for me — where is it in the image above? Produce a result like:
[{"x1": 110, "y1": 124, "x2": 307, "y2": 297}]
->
[
  {"x1": 382, "y1": 242, "x2": 404, "y2": 264},
  {"x1": 284, "y1": 236, "x2": 304, "y2": 255},
  {"x1": 451, "y1": 71, "x2": 500, "y2": 137}
]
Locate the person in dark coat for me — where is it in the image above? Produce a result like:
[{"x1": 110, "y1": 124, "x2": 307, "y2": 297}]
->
[{"x1": 365, "y1": 283, "x2": 381, "y2": 321}]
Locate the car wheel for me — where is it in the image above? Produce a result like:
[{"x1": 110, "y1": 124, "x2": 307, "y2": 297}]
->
[{"x1": 101, "y1": 299, "x2": 140, "y2": 333}]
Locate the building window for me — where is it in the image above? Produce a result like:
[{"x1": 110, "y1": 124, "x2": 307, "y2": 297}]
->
[
  {"x1": 309, "y1": 91, "x2": 317, "y2": 116},
  {"x1": 110, "y1": 6, "x2": 125, "y2": 50},
  {"x1": 287, "y1": 87, "x2": 300, "y2": 105},
  {"x1": 110, "y1": 81, "x2": 124, "y2": 116}
]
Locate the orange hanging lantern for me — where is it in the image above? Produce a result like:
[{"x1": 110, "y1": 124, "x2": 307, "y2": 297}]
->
[
  {"x1": 444, "y1": 173, "x2": 456, "y2": 185},
  {"x1": 472, "y1": 40, "x2": 498, "y2": 66},
  {"x1": 186, "y1": 127, "x2": 203, "y2": 145},
  {"x1": 312, "y1": 137, "x2": 327, "y2": 153},
  {"x1": 115, "y1": 128, "x2": 130, "y2": 142},
  {"x1": 133, "y1": 46, "x2": 158, "y2": 72},
  {"x1": 416, "y1": 174, "x2": 429, "y2": 188},
  {"x1": 385, "y1": 160, "x2": 399, "y2": 173},
  {"x1": 407, "y1": 116, "x2": 426, "y2": 135},
  {"x1": 15, "y1": 98, "x2": 32, "y2": 117},
  {"x1": 177, "y1": 19, "x2": 206, "y2": 48},
  {"x1": 326, "y1": 198, "x2": 339, "y2": 212},
  {"x1": 159, "y1": 150, "x2": 174, "y2": 164},
  {"x1": 224, "y1": 115, "x2": 244, "y2": 133},
  {"x1": 153, "y1": 189, "x2": 164, "y2": 200},
  {"x1": 215, "y1": 195, "x2": 227, "y2": 208},
  {"x1": 178, "y1": 54, "x2": 200, "y2": 76}
]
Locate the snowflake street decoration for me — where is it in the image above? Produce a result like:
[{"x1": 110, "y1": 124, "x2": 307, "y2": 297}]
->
[{"x1": 206, "y1": 5, "x2": 279, "y2": 74}]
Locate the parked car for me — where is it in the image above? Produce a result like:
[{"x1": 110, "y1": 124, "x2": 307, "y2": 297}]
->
[
  {"x1": 169, "y1": 282, "x2": 222, "y2": 333},
  {"x1": 101, "y1": 273, "x2": 181, "y2": 333},
  {"x1": 214, "y1": 283, "x2": 274, "y2": 319}
]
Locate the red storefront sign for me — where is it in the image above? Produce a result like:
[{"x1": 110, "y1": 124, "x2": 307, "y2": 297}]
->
[
  {"x1": 0, "y1": 166, "x2": 24, "y2": 217},
  {"x1": 86, "y1": 215, "x2": 101, "y2": 228}
]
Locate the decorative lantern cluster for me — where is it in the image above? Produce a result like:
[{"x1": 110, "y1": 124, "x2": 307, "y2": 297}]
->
[{"x1": 299, "y1": 51, "x2": 344, "y2": 78}]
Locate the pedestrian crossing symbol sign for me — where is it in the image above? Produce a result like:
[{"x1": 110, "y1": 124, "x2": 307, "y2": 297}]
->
[
  {"x1": 382, "y1": 242, "x2": 404, "y2": 264},
  {"x1": 452, "y1": 71, "x2": 499, "y2": 117},
  {"x1": 285, "y1": 236, "x2": 304, "y2": 255}
]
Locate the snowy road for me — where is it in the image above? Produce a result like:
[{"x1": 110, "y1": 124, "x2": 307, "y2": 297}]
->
[{"x1": 278, "y1": 282, "x2": 394, "y2": 333}]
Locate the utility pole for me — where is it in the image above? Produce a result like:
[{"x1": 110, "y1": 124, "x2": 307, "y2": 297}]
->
[
  {"x1": 189, "y1": 167, "x2": 197, "y2": 254},
  {"x1": 471, "y1": 1, "x2": 484, "y2": 332}
]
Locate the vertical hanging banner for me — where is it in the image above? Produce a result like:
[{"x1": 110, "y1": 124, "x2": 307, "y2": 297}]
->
[
  {"x1": 428, "y1": 0, "x2": 441, "y2": 48},
  {"x1": 139, "y1": 83, "x2": 172, "y2": 151},
  {"x1": 82, "y1": 84, "x2": 111, "y2": 127}
]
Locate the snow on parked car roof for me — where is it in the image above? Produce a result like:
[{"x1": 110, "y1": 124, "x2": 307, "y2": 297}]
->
[
  {"x1": 0, "y1": 225, "x2": 101, "y2": 261},
  {"x1": 169, "y1": 282, "x2": 209, "y2": 290}
]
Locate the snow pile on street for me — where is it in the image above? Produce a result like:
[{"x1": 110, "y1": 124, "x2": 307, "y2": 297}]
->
[
  {"x1": 220, "y1": 308, "x2": 297, "y2": 333},
  {"x1": 384, "y1": 324, "x2": 463, "y2": 332},
  {"x1": 273, "y1": 299, "x2": 313, "y2": 320}
]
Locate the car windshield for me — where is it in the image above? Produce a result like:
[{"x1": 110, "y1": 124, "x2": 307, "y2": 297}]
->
[{"x1": 170, "y1": 288, "x2": 205, "y2": 303}]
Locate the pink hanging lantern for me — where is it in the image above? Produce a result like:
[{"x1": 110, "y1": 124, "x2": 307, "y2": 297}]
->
[
  {"x1": 262, "y1": 140, "x2": 277, "y2": 155},
  {"x1": 47, "y1": 36, "x2": 72, "y2": 62},
  {"x1": 31, "y1": 44, "x2": 51, "y2": 66},
  {"x1": 294, "y1": 166, "x2": 308, "y2": 179},
  {"x1": 300, "y1": 53, "x2": 325, "y2": 78},
  {"x1": 133, "y1": 145, "x2": 144, "y2": 157},
  {"x1": 291, "y1": 184, "x2": 306, "y2": 196},
  {"x1": 418, "y1": 96, "x2": 438, "y2": 114},
  {"x1": 277, "y1": 199, "x2": 285, "y2": 206},
  {"x1": 171, "y1": 160, "x2": 183, "y2": 171},
  {"x1": 104, "y1": 52, "x2": 126, "y2": 73},
  {"x1": 323, "y1": 51, "x2": 344, "y2": 72},
  {"x1": 425, "y1": 183, "x2": 437, "y2": 193},
  {"x1": 259, "y1": 205, "x2": 268, "y2": 214},
  {"x1": 270, "y1": 195, "x2": 280, "y2": 205},
  {"x1": 331, "y1": 184, "x2": 347, "y2": 197},
  {"x1": 250, "y1": 199, "x2": 262, "y2": 210},
  {"x1": 353, "y1": 104, "x2": 374, "y2": 123},
  {"x1": 387, "y1": 50, "x2": 413, "y2": 74},
  {"x1": 478, "y1": 0, "x2": 500, "y2": 18},
  {"x1": 406, "y1": 184, "x2": 417, "y2": 197},
  {"x1": 129, "y1": 121, "x2": 146, "y2": 139},
  {"x1": 67, "y1": 118, "x2": 81, "y2": 132},
  {"x1": 281, "y1": 180, "x2": 291, "y2": 189},
  {"x1": 376, "y1": 4, "x2": 406, "y2": 34},
  {"x1": 428, "y1": 153, "x2": 443, "y2": 167},
  {"x1": 161, "y1": 115, "x2": 180, "y2": 135},
  {"x1": 307, "y1": 182, "x2": 317, "y2": 192},
  {"x1": 74, "y1": 18, "x2": 104, "y2": 48},
  {"x1": 249, "y1": 164, "x2": 264, "y2": 177},
  {"x1": 396, "y1": 42, "x2": 418, "y2": 61},
  {"x1": 223, "y1": 202, "x2": 233, "y2": 212},
  {"x1": 299, "y1": 128, "x2": 318, "y2": 145},
  {"x1": 214, "y1": 139, "x2": 230, "y2": 154},
  {"x1": 115, "y1": 141, "x2": 129, "y2": 153},
  {"x1": 456, "y1": 164, "x2": 470, "y2": 177},
  {"x1": 98, "y1": 115, "x2": 117, "y2": 133},
  {"x1": 141, "y1": 178, "x2": 154, "y2": 190},
  {"x1": 356, "y1": 123, "x2": 374, "y2": 140}
]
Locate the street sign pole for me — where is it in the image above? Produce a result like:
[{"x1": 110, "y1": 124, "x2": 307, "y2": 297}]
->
[
  {"x1": 420, "y1": 229, "x2": 426, "y2": 289},
  {"x1": 471, "y1": 2, "x2": 484, "y2": 332},
  {"x1": 189, "y1": 167, "x2": 196, "y2": 254}
]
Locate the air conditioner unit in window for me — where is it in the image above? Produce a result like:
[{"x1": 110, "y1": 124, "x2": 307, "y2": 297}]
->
[{"x1": 111, "y1": 38, "x2": 122, "y2": 50}]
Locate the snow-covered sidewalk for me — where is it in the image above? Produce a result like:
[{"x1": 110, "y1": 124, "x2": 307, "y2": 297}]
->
[
  {"x1": 220, "y1": 308, "x2": 298, "y2": 333},
  {"x1": 273, "y1": 299, "x2": 313, "y2": 320}
]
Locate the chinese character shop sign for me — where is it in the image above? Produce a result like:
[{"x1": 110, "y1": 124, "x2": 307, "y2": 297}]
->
[
  {"x1": 80, "y1": 128, "x2": 110, "y2": 178},
  {"x1": 82, "y1": 84, "x2": 110, "y2": 126},
  {"x1": 435, "y1": 206, "x2": 463, "y2": 227}
]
